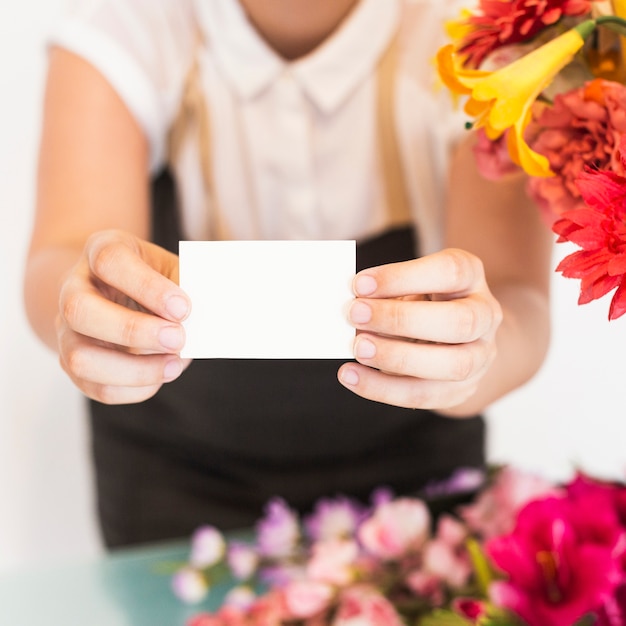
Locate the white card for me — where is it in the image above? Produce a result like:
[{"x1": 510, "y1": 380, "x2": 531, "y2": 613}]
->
[{"x1": 179, "y1": 240, "x2": 356, "y2": 359}]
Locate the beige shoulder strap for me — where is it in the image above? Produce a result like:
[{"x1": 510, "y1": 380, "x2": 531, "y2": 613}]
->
[
  {"x1": 168, "y1": 48, "x2": 213, "y2": 194},
  {"x1": 167, "y1": 25, "x2": 412, "y2": 233},
  {"x1": 376, "y1": 30, "x2": 412, "y2": 229}
]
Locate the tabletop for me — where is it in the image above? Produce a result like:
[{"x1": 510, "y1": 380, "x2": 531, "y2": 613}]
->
[{"x1": 0, "y1": 541, "x2": 230, "y2": 626}]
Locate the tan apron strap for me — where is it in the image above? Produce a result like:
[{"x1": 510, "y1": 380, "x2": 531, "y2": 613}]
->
[
  {"x1": 168, "y1": 52, "x2": 213, "y2": 196},
  {"x1": 376, "y1": 30, "x2": 412, "y2": 229}
]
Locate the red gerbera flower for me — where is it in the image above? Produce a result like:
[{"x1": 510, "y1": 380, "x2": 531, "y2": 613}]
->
[
  {"x1": 553, "y1": 140, "x2": 626, "y2": 319},
  {"x1": 457, "y1": 0, "x2": 594, "y2": 68}
]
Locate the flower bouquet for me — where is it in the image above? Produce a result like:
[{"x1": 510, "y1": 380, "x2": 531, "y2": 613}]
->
[
  {"x1": 436, "y1": 0, "x2": 626, "y2": 319},
  {"x1": 172, "y1": 467, "x2": 626, "y2": 626}
]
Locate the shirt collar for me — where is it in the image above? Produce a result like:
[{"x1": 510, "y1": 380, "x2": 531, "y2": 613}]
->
[{"x1": 194, "y1": 0, "x2": 401, "y2": 114}]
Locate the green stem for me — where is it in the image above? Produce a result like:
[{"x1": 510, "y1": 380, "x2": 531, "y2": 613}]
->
[
  {"x1": 574, "y1": 19, "x2": 597, "y2": 40},
  {"x1": 596, "y1": 15, "x2": 626, "y2": 37}
]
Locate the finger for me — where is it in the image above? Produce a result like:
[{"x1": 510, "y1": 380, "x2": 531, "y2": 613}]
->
[
  {"x1": 78, "y1": 379, "x2": 165, "y2": 405},
  {"x1": 353, "y1": 248, "x2": 485, "y2": 300},
  {"x1": 60, "y1": 280, "x2": 186, "y2": 352},
  {"x1": 86, "y1": 231, "x2": 190, "y2": 322},
  {"x1": 352, "y1": 333, "x2": 494, "y2": 381},
  {"x1": 348, "y1": 295, "x2": 496, "y2": 344},
  {"x1": 59, "y1": 331, "x2": 185, "y2": 387},
  {"x1": 337, "y1": 362, "x2": 481, "y2": 411}
]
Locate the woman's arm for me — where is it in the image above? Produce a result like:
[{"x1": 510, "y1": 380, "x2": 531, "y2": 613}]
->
[
  {"x1": 24, "y1": 48, "x2": 190, "y2": 404},
  {"x1": 440, "y1": 132, "x2": 552, "y2": 416},
  {"x1": 338, "y1": 132, "x2": 553, "y2": 416}
]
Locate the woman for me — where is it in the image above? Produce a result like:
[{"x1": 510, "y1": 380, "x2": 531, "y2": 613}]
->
[{"x1": 24, "y1": 0, "x2": 552, "y2": 547}]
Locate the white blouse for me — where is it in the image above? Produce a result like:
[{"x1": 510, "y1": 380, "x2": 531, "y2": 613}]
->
[{"x1": 49, "y1": 0, "x2": 464, "y2": 255}]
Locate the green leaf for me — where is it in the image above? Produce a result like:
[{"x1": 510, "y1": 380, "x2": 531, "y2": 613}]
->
[
  {"x1": 416, "y1": 609, "x2": 473, "y2": 626},
  {"x1": 572, "y1": 614, "x2": 597, "y2": 626},
  {"x1": 465, "y1": 538, "x2": 495, "y2": 596}
]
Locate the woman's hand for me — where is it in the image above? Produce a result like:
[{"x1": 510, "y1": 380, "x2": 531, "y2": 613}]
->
[
  {"x1": 338, "y1": 248, "x2": 503, "y2": 412},
  {"x1": 56, "y1": 230, "x2": 192, "y2": 405}
]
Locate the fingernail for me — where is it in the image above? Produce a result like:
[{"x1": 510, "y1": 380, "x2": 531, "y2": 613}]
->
[
  {"x1": 354, "y1": 274, "x2": 377, "y2": 296},
  {"x1": 159, "y1": 325, "x2": 184, "y2": 350},
  {"x1": 349, "y1": 301, "x2": 372, "y2": 324},
  {"x1": 164, "y1": 358, "x2": 183, "y2": 381},
  {"x1": 166, "y1": 295, "x2": 190, "y2": 320},
  {"x1": 340, "y1": 367, "x2": 359, "y2": 386},
  {"x1": 355, "y1": 337, "x2": 376, "y2": 359}
]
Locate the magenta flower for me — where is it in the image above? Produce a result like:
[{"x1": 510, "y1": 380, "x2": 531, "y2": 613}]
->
[
  {"x1": 486, "y1": 496, "x2": 624, "y2": 626},
  {"x1": 255, "y1": 498, "x2": 300, "y2": 559},
  {"x1": 451, "y1": 597, "x2": 489, "y2": 622},
  {"x1": 567, "y1": 472, "x2": 626, "y2": 530},
  {"x1": 596, "y1": 582, "x2": 626, "y2": 626}
]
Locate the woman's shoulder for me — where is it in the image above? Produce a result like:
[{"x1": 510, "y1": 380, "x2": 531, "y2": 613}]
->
[{"x1": 60, "y1": 0, "x2": 198, "y2": 66}]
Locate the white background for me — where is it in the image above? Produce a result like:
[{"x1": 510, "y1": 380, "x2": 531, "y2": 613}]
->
[{"x1": 1, "y1": 0, "x2": 624, "y2": 574}]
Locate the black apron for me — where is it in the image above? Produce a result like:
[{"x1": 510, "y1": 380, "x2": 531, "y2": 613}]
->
[{"x1": 87, "y1": 170, "x2": 485, "y2": 548}]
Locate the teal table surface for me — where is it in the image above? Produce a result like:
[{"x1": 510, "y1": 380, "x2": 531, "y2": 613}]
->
[{"x1": 0, "y1": 541, "x2": 233, "y2": 626}]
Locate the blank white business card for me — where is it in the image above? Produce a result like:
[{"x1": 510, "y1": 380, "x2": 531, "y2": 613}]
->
[{"x1": 179, "y1": 240, "x2": 356, "y2": 359}]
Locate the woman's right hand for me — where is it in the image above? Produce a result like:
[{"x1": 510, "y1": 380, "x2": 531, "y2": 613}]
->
[{"x1": 56, "y1": 230, "x2": 192, "y2": 405}]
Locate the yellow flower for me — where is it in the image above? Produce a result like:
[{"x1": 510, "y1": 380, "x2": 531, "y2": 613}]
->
[
  {"x1": 445, "y1": 8, "x2": 474, "y2": 44},
  {"x1": 436, "y1": 21, "x2": 596, "y2": 177}
]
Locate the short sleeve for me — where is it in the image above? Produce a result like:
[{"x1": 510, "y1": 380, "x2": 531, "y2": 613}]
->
[{"x1": 47, "y1": 0, "x2": 197, "y2": 172}]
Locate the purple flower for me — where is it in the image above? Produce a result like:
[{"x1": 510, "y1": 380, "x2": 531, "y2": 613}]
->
[
  {"x1": 423, "y1": 467, "x2": 486, "y2": 500},
  {"x1": 304, "y1": 496, "x2": 367, "y2": 542},
  {"x1": 255, "y1": 497, "x2": 300, "y2": 559}
]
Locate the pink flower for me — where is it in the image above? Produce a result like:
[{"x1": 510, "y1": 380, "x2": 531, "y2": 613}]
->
[
  {"x1": 358, "y1": 498, "x2": 430, "y2": 560},
  {"x1": 461, "y1": 466, "x2": 561, "y2": 539},
  {"x1": 473, "y1": 128, "x2": 520, "y2": 181},
  {"x1": 405, "y1": 568, "x2": 445, "y2": 606},
  {"x1": 422, "y1": 517, "x2": 472, "y2": 589},
  {"x1": 256, "y1": 498, "x2": 300, "y2": 559},
  {"x1": 281, "y1": 580, "x2": 334, "y2": 619},
  {"x1": 172, "y1": 566, "x2": 208, "y2": 604},
  {"x1": 306, "y1": 538, "x2": 359, "y2": 586},
  {"x1": 190, "y1": 525, "x2": 226, "y2": 569},
  {"x1": 223, "y1": 585, "x2": 256, "y2": 610},
  {"x1": 211, "y1": 605, "x2": 248, "y2": 626},
  {"x1": 527, "y1": 79, "x2": 626, "y2": 222},
  {"x1": 304, "y1": 496, "x2": 366, "y2": 542},
  {"x1": 486, "y1": 496, "x2": 624, "y2": 626},
  {"x1": 188, "y1": 614, "x2": 226, "y2": 626},
  {"x1": 245, "y1": 592, "x2": 286, "y2": 626},
  {"x1": 332, "y1": 585, "x2": 405, "y2": 626},
  {"x1": 227, "y1": 541, "x2": 259, "y2": 581}
]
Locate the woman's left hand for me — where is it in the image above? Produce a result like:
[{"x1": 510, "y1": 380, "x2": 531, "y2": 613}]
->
[{"x1": 337, "y1": 248, "x2": 503, "y2": 411}]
